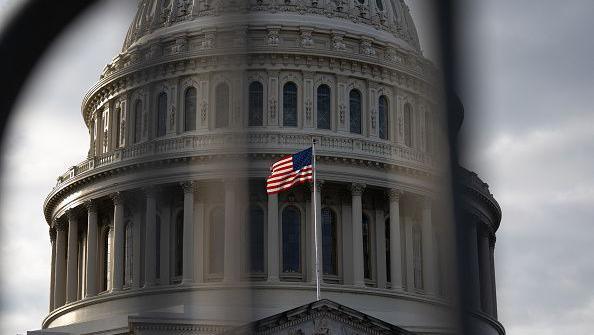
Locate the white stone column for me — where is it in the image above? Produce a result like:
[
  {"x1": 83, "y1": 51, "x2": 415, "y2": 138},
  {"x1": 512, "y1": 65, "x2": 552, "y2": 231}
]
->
[
  {"x1": 49, "y1": 228, "x2": 56, "y2": 311},
  {"x1": 54, "y1": 221, "x2": 67, "y2": 308},
  {"x1": 267, "y1": 192, "x2": 279, "y2": 282},
  {"x1": 194, "y1": 191, "x2": 205, "y2": 283},
  {"x1": 85, "y1": 201, "x2": 98, "y2": 297},
  {"x1": 182, "y1": 181, "x2": 196, "y2": 284},
  {"x1": 388, "y1": 189, "x2": 404, "y2": 290},
  {"x1": 66, "y1": 210, "x2": 79, "y2": 303},
  {"x1": 375, "y1": 209, "x2": 387, "y2": 289},
  {"x1": 421, "y1": 197, "x2": 436, "y2": 295},
  {"x1": 310, "y1": 181, "x2": 323, "y2": 284},
  {"x1": 144, "y1": 188, "x2": 157, "y2": 287},
  {"x1": 111, "y1": 193, "x2": 125, "y2": 291},
  {"x1": 466, "y1": 221, "x2": 482, "y2": 310},
  {"x1": 479, "y1": 229, "x2": 495, "y2": 315},
  {"x1": 489, "y1": 239, "x2": 498, "y2": 318},
  {"x1": 159, "y1": 204, "x2": 171, "y2": 284},
  {"x1": 224, "y1": 180, "x2": 240, "y2": 282},
  {"x1": 404, "y1": 217, "x2": 415, "y2": 291},
  {"x1": 351, "y1": 183, "x2": 366, "y2": 287}
]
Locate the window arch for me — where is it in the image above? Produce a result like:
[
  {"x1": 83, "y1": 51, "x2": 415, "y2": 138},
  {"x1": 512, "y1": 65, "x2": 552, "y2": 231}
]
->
[
  {"x1": 404, "y1": 103, "x2": 413, "y2": 147},
  {"x1": 321, "y1": 207, "x2": 338, "y2": 276},
  {"x1": 283, "y1": 82, "x2": 298, "y2": 127},
  {"x1": 209, "y1": 207, "x2": 225, "y2": 275},
  {"x1": 413, "y1": 224, "x2": 423, "y2": 289},
  {"x1": 133, "y1": 99, "x2": 142, "y2": 144},
  {"x1": 246, "y1": 206, "x2": 265, "y2": 274},
  {"x1": 115, "y1": 107, "x2": 122, "y2": 148},
  {"x1": 379, "y1": 95, "x2": 389, "y2": 140},
  {"x1": 157, "y1": 92, "x2": 167, "y2": 137},
  {"x1": 362, "y1": 214, "x2": 372, "y2": 280},
  {"x1": 173, "y1": 211, "x2": 183, "y2": 280},
  {"x1": 123, "y1": 221, "x2": 133, "y2": 287},
  {"x1": 248, "y1": 81, "x2": 264, "y2": 127},
  {"x1": 317, "y1": 84, "x2": 331, "y2": 130},
  {"x1": 184, "y1": 87, "x2": 197, "y2": 132},
  {"x1": 282, "y1": 206, "x2": 301, "y2": 275},
  {"x1": 215, "y1": 83, "x2": 230, "y2": 128},
  {"x1": 349, "y1": 89, "x2": 362, "y2": 134}
]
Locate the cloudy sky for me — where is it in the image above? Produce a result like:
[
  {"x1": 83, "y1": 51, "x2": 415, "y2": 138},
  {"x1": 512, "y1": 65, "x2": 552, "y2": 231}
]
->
[{"x1": 1, "y1": 1, "x2": 594, "y2": 334}]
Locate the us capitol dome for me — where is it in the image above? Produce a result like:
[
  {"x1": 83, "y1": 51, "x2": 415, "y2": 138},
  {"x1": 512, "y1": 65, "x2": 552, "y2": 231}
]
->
[{"x1": 35, "y1": 0, "x2": 504, "y2": 334}]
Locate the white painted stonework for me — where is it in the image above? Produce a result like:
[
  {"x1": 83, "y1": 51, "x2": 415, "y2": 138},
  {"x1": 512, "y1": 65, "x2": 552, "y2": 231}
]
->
[{"x1": 34, "y1": 1, "x2": 503, "y2": 334}]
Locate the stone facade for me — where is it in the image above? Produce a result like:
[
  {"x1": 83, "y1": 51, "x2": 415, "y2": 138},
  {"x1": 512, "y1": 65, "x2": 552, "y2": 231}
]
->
[{"x1": 36, "y1": 1, "x2": 503, "y2": 334}]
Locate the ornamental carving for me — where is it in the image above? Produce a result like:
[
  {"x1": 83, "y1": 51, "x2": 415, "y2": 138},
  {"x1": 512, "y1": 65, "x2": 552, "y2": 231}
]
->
[
  {"x1": 200, "y1": 101, "x2": 208, "y2": 122},
  {"x1": 300, "y1": 30, "x2": 314, "y2": 48},
  {"x1": 172, "y1": 37, "x2": 187, "y2": 54},
  {"x1": 332, "y1": 34, "x2": 346, "y2": 51},
  {"x1": 202, "y1": 32, "x2": 215, "y2": 49},
  {"x1": 305, "y1": 100, "x2": 312, "y2": 121},
  {"x1": 360, "y1": 40, "x2": 376, "y2": 56},
  {"x1": 269, "y1": 99, "x2": 277, "y2": 119},
  {"x1": 267, "y1": 29, "x2": 280, "y2": 47},
  {"x1": 169, "y1": 105, "x2": 176, "y2": 129},
  {"x1": 339, "y1": 104, "x2": 345, "y2": 124}
]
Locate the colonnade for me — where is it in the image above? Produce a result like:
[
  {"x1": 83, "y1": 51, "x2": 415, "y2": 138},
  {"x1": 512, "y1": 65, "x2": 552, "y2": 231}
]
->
[{"x1": 47, "y1": 179, "x2": 497, "y2": 318}]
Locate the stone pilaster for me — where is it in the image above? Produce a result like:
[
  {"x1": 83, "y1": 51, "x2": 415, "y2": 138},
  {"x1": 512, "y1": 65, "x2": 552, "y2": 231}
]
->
[
  {"x1": 85, "y1": 200, "x2": 98, "y2": 297},
  {"x1": 111, "y1": 192, "x2": 125, "y2": 291},
  {"x1": 479, "y1": 230, "x2": 495, "y2": 315},
  {"x1": 267, "y1": 192, "x2": 279, "y2": 282},
  {"x1": 388, "y1": 189, "x2": 404, "y2": 290},
  {"x1": 223, "y1": 180, "x2": 240, "y2": 283},
  {"x1": 49, "y1": 228, "x2": 56, "y2": 311},
  {"x1": 421, "y1": 197, "x2": 436, "y2": 295},
  {"x1": 351, "y1": 183, "x2": 366, "y2": 287},
  {"x1": 66, "y1": 210, "x2": 79, "y2": 303},
  {"x1": 181, "y1": 181, "x2": 196, "y2": 284},
  {"x1": 54, "y1": 220, "x2": 68, "y2": 308},
  {"x1": 144, "y1": 187, "x2": 157, "y2": 287}
]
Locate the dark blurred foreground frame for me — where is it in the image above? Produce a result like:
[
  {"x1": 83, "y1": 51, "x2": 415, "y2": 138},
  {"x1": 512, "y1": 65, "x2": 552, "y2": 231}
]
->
[
  {"x1": 0, "y1": 1, "x2": 494, "y2": 334},
  {"x1": 0, "y1": 0, "x2": 98, "y2": 150}
]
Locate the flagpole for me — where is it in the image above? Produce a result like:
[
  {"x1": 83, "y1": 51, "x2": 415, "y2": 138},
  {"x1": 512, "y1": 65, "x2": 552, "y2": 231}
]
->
[{"x1": 312, "y1": 138, "x2": 321, "y2": 301}]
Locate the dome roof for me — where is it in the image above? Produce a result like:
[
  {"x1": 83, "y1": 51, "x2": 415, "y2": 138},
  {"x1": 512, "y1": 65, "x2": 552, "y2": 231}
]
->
[{"x1": 122, "y1": 0, "x2": 421, "y2": 52}]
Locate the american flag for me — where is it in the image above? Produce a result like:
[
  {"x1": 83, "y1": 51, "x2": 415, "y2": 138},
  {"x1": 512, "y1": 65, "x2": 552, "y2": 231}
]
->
[{"x1": 266, "y1": 147, "x2": 314, "y2": 194}]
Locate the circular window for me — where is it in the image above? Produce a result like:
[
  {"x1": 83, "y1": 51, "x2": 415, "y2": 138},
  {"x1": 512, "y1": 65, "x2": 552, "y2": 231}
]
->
[{"x1": 376, "y1": 0, "x2": 384, "y2": 11}]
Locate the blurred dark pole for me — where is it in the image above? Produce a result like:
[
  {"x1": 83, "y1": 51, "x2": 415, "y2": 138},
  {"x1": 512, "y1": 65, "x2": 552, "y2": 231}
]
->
[
  {"x1": 0, "y1": 0, "x2": 98, "y2": 155},
  {"x1": 437, "y1": 0, "x2": 478, "y2": 334}
]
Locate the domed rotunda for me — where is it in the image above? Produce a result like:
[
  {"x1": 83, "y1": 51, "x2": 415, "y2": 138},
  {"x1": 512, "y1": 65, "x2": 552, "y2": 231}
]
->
[{"x1": 37, "y1": 1, "x2": 504, "y2": 334}]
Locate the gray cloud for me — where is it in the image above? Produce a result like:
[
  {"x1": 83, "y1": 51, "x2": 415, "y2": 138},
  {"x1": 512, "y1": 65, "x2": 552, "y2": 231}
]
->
[{"x1": 0, "y1": 1, "x2": 135, "y2": 334}]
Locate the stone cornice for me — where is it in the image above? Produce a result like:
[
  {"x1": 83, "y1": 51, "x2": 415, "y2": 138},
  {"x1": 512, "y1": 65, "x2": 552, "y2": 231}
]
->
[{"x1": 83, "y1": 44, "x2": 437, "y2": 125}]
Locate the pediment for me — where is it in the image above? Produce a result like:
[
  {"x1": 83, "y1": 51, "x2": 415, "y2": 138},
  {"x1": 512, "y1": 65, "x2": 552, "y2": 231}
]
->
[{"x1": 225, "y1": 299, "x2": 411, "y2": 335}]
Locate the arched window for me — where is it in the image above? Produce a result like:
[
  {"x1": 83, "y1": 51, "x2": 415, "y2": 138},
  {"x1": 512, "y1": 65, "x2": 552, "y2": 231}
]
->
[
  {"x1": 123, "y1": 221, "x2": 133, "y2": 287},
  {"x1": 321, "y1": 207, "x2": 337, "y2": 276},
  {"x1": 283, "y1": 82, "x2": 298, "y2": 127},
  {"x1": 155, "y1": 215, "x2": 161, "y2": 280},
  {"x1": 362, "y1": 214, "x2": 372, "y2": 280},
  {"x1": 133, "y1": 99, "x2": 142, "y2": 144},
  {"x1": 317, "y1": 84, "x2": 331, "y2": 130},
  {"x1": 215, "y1": 83, "x2": 230, "y2": 128},
  {"x1": 282, "y1": 206, "x2": 301, "y2": 274},
  {"x1": 115, "y1": 107, "x2": 122, "y2": 148},
  {"x1": 209, "y1": 207, "x2": 225, "y2": 275},
  {"x1": 404, "y1": 103, "x2": 412, "y2": 147},
  {"x1": 413, "y1": 224, "x2": 423, "y2": 289},
  {"x1": 157, "y1": 92, "x2": 167, "y2": 137},
  {"x1": 248, "y1": 81, "x2": 264, "y2": 126},
  {"x1": 349, "y1": 89, "x2": 362, "y2": 134},
  {"x1": 246, "y1": 206, "x2": 265, "y2": 274},
  {"x1": 173, "y1": 211, "x2": 183, "y2": 279},
  {"x1": 379, "y1": 95, "x2": 388, "y2": 140},
  {"x1": 184, "y1": 87, "x2": 197, "y2": 132},
  {"x1": 385, "y1": 218, "x2": 391, "y2": 283}
]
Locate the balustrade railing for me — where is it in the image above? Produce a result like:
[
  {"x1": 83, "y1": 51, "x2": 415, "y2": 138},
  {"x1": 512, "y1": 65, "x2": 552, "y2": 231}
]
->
[{"x1": 53, "y1": 132, "x2": 433, "y2": 189}]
